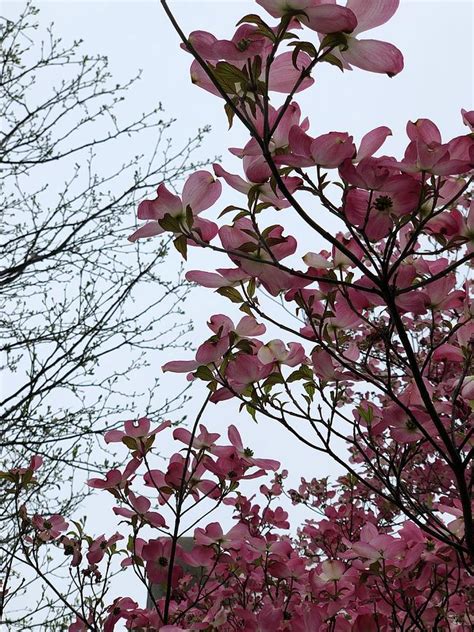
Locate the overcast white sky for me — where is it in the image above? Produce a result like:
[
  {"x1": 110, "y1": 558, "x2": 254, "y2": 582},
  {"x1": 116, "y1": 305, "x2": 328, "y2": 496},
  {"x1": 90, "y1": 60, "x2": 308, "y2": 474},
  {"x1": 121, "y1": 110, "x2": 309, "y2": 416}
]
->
[{"x1": 4, "y1": 0, "x2": 473, "y2": 615}]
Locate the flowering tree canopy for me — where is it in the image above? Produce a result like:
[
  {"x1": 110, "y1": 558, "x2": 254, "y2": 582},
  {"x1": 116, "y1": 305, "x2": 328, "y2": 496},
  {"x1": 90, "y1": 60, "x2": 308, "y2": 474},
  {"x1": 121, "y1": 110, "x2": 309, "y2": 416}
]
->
[{"x1": 3, "y1": 0, "x2": 473, "y2": 630}]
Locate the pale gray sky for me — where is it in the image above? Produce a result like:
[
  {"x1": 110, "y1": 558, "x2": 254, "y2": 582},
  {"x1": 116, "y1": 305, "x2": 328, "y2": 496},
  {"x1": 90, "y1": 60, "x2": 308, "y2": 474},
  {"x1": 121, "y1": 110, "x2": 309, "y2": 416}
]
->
[
  {"x1": 3, "y1": 0, "x2": 473, "y2": 617},
  {"x1": 11, "y1": 0, "x2": 469, "y2": 474}
]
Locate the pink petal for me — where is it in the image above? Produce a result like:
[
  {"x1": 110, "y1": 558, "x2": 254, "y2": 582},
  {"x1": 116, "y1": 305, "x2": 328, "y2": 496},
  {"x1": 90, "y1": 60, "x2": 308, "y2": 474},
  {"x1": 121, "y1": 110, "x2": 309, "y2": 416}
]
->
[
  {"x1": 185, "y1": 269, "x2": 245, "y2": 288},
  {"x1": 228, "y1": 424, "x2": 244, "y2": 450},
  {"x1": 162, "y1": 360, "x2": 200, "y2": 373},
  {"x1": 268, "y1": 52, "x2": 314, "y2": 93},
  {"x1": 182, "y1": 170, "x2": 222, "y2": 213},
  {"x1": 461, "y1": 108, "x2": 474, "y2": 131},
  {"x1": 243, "y1": 154, "x2": 271, "y2": 183},
  {"x1": 341, "y1": 38, "x2": 404, "y2": 76},
  {"x1": 191, "y1": 217, "x2": 219, "y2": 243},
  {"x1": 235, "y1": 315, "x2": 266, "y2": 337},
  {"x1": 190, "y1": 59, "x2": 221, "y2": 97},
  {"x1": 310, "y1": 132, "x2": 355, "y2": 168},
  {"x1": 187, "y1": 30, "x2": 218, "y2": 60},
  {"x1": 104, "y1": 430, "x2": 125, "y2": 444},
  {"x1": 128, "y1": 222, "x2": 164, "y2": 243},
  {"x1": 406, "y1": 118, "x2": 442, "y2": 145},
  {"x1": 305, "y1": 4, "x2": 357, "y2": 33},
  {"x1": 173, "y1": 427, "x2": 192, "y2": 445},
  {"x1": 137, "y1": 183, "x2": 182, "y2": 220},
  {"x1": 195, "y1": 337, "x2": 228, "y2": 364},
  {"x1": 130, "y1": 493, "x2": 151, "y2": 514},
  {"x1": 356, "y1": 126, "x2": 392, "y2": 161},
  {"x1": 432, "y1": 344, "x2": 464, "y2": 363},
  {"x1": 213, "y1": 163, "x2": 249, "y2": 193},
  {"x1": 347, "y1": 0, "x2": 399, "y2": 34},
  {"x1": 124, "y1": 417, "x2": 151, "y2": 438}
]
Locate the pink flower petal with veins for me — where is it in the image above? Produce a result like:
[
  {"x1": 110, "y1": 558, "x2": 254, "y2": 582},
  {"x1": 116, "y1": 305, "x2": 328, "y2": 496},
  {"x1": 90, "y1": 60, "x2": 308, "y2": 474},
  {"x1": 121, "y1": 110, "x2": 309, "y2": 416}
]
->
[
  {"x1": 124, "y1": 417, "x2": 151, "y2": 438},
  {"x1": 162, "y1": 360, "x2": 200, "y2": 373},
  {"x1": 347, "y1": 0, "x2": 399, "y2": 34},
  {"x1": 185, "y1": 269, "x2": 248, "y2": 288},
  {"x1": 341, "y1": 38, "x2": 404, "y2": 76},
  {"x1": 268, "y1": 52, "x2": 314, "y2": 93},
  {"x1": 356, "y1": 126, "x2": 392, "y2": 161},
  {"x1": 128, "y1": 222, "x2": 165, "y2": 243},
  {"x1": 304, "y1": 4, "x2": 357, "y2": 33},
  {"x1": 181, "y1": 170, "x2": 222, "y2": 213},
  {"x1": 137, "y1": 184, "x2": 182, "y2": 220}
]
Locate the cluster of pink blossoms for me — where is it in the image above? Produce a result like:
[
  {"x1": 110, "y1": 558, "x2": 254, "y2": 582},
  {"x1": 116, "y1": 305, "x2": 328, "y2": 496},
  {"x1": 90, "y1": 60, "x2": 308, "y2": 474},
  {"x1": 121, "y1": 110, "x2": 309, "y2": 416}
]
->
[
  {"x1": 8, "y1": 417, "x2": 473, "y2": 630},
  {"x1": 5, "y1": 0, "x2": 473, "y2": 630}
]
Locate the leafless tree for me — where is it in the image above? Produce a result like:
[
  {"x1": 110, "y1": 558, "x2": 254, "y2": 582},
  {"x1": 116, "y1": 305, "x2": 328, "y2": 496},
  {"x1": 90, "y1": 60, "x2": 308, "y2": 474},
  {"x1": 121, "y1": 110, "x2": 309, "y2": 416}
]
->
[{"x1": 0, "y1": 5, "x2": 212, "y2": 625}]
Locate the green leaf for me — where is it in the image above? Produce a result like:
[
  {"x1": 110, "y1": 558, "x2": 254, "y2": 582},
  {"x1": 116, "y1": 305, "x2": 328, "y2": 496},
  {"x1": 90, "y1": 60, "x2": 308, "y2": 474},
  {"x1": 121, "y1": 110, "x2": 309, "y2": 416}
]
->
[
  {"x1": 235, "y1": 339, "x2": 254, "y2": 354},
  {"x1": 247, "y1": 277, "x2": 256, "y2": 298},
  {"x1": 122, "y1": 436, "x2": 138, "y2": 450},
  {"x1": 254, "y1": 202, "x2": 272, "y2": 213},
  {"x1": 290, "y1": 41, "x2": 316, "y2": 69},
  {"x1": 234, "y1": 210, "x2": 251, "y2": 222},
  {"x1": 236, "y1": 15, "x2": 276, "y2": 42},
  {"x1": 213, "y1": 62, "x2": 249, "y2": 94},
  {"x1": 357, "y1": 404, "x2": 374, "y2": 425},
  {"x1": 216, "y1": 286, "x2": 243, "y2": 303},
  {"x1": 218, "y1": 204, "x2": 247, "y2": 219},
  {"x1": 320, "y1": 33, "x2": 348, "y2": 51},
  {"x1": 194, "y1": 365, "x2": 215, "y2": 381},
  {"x1": 239, "y1": 303, "x2": 253, "y2": 316},
  {"x1": 247, "y1": 184, "x2": 262, "y2": 208},
  {"x1": 236, "y1": 13, "x2": 267, "y2": 27},
  {"x1": 185, "y1": 204, "x2": 194, "y2": 229},
  {"x1": 224, "y1": 102, "x2": 236, "y2": 130},
  {"x1": 322, "y1": 53, "x2": 344, "y2": 72},
  {"x1": 159, "y1": 214, "x2": 181, "y2": 233},
  {"x1": 238, "y1": 241, "x2": 259, "y2": 253},
  {"x1": 263, "y1": 373, "x2": 284, "y2": 389},
  {"x1": 246, "y1": 403, "x2": 258, "y2": 422},
  {"x1": 173, "y1": 234, "x2": 188, "y2": 260},
  {"x1": 287, "y1": 365, "x2": 314, "y2": 382},
  {"x1": 303, "y1": 381, "x2": 316, "y2": 400},
  {"x1": 287, "y1": 41, "x2": 317, "y2": 57}
]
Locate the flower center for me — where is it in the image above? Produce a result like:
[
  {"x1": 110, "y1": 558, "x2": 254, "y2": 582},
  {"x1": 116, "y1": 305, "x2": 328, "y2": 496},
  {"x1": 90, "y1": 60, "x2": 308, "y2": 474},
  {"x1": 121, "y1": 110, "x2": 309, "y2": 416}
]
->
[
  {"x1": 374, "y1": 195, "x2": 393, "y2": 211},
  {"x1": 237, "y1": 38, "x2": 251, "y2": 52}
]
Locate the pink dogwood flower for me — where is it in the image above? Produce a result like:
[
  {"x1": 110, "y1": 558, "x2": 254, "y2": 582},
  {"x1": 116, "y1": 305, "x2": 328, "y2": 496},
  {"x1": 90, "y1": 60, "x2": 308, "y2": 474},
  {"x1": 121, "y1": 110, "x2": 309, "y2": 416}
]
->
[
  {"x1": 230, "y1": 102, "x2": 310, "y2": 182},
  {"x1": 212, "y1": 425, "x2": 280, "y2": 471},
  {"x1": 185, "y1": 266, "x2": 250, "y2": 289},
  {"x1": 104, "y1": 418, "x2": 171, "y2": 446},
  {"x1": 103, "y1": 597, "x2": 139, "y2": 632},
  {"x1": 257, "y1": 339, "x2": 307, "y2": 366},
  {"x1": 213, "y1": 163, "x2": 302, "y2": 209},
  {"x1": 256, "y1": 0, "x2": 357, "y2": 34},
  {"x1": 327, "y1": 0, "x2": 404, "y2": 76},
  {"x1": 142, "y1": 538, "x2": 184, "y2": 586},
  {"x1": 113, "y1": 490, "x2": 167, "y2": 529},
  {"x1": 87, "y1": 458, "x2": 140, "y2": 490},
  {"x1": 186, "y1": 24, "x2": 273, "y2": 63},
  {"x1": 128, "y1": 171, "x2": 221, "y2": 243},
  {"x1": 218, "y1": 218, "x2": 304, "y2": 296},
  {"x1": 32, "y1": 514, "x2": 69, "y2": 541},
  {"x1": 285, "y1": 126, "x2": 356, "y2": 168},
  {"x1": 173, "y1": 424, "x2": 221, "y2": 451},
  {"x1": 397, "y1": 118, "x2": 474, "y2": 175},
  {"x1": 87, "y1": 532, "x2": 123, "y2": 565},
  {"x1": 190, "y1": 49, "x2": 315, "y2": 97},
  {"x1": 344, "y1": 174, "x2": 421, "y2": 239}
]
